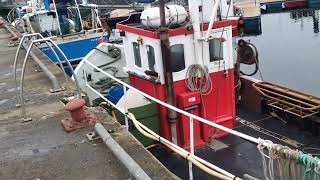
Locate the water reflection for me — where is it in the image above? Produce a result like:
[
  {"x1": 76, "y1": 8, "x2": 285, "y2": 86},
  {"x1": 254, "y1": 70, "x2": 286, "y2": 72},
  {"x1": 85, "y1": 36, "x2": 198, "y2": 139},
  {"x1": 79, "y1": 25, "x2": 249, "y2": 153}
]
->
[
  {"x1": 289, "y1": 9, "x2": 319, "y2": 33},
  {"x1": 239, "y1": 9, "x2": 320, "y2": 96}
]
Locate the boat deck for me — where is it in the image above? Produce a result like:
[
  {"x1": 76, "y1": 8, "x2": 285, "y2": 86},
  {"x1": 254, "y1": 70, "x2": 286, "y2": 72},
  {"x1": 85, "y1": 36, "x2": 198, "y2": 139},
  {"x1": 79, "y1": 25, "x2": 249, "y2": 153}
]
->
[
  {"x1": 0, "y1": 28, "x2": 177, "y2": 180},
  {"x1": 151, "y1": 106, "x2": 320, "y2": 179}
]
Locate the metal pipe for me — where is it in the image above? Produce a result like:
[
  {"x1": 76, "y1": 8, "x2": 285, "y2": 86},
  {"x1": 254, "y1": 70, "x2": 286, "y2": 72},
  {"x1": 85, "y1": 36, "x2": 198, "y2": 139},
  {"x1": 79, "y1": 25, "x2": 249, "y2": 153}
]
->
[
  {"x1": 21, "y1": 42, "x2": 62, "y2": 92},
  {"x1": 14, "y1": 34, "x2": 42, "y2": 105},
  {"x1": 189, "y1": 117, "x2": 194, "y2": 180},
  {"x1": 36, "y1": 41, "x2": 69, "y2": 90},
  {"x1": 78, "y1": 4, "x2": 144, "y2": 10},
  {"x1": 188, "y1": 0, "x2": 203, "y2": 64},
  {"x1": 20, "y1": 41, "x2": 35, "y2": 120},
  {"x1": 205, "y1": 0, "x2": 221, "y2": 40},
  {"x1": 3, "y1": 24, "x2": 19, "y2": 39},
  {"x1": 19, "y1": 37, "x2": 80, "y2": 120},
  {"x1": 94, "y1": 123, "x2": 152, "y2": 180},
  {"x1": 159, "y1": 0, "x2": 178, "y2": 145},
  {"x1": 48, "y1": 39, "x2": 82, "y2": 98},
  {"x1": 73, "y1": 0, "x2": 84, "y2": 32},
  {"x1": 14, "y1": 33, "x2": 70, "y2": 107}
]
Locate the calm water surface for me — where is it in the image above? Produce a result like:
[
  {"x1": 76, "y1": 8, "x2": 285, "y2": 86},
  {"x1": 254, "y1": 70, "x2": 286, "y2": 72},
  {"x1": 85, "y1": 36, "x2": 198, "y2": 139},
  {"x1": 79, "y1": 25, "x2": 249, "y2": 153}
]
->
[{"x1": 240, "y1": 10, "x2": 320, "y2": 97}]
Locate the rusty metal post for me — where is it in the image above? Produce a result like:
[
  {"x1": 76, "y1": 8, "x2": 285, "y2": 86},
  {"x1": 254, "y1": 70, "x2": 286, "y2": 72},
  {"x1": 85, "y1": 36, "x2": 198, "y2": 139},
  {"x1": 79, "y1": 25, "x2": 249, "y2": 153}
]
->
[
  {"x1": 61, "y1": 98, "x2": 97, "y2": 132},
  {"x1": 159, "y1": 0, "x2": 178, "y2": 144}
]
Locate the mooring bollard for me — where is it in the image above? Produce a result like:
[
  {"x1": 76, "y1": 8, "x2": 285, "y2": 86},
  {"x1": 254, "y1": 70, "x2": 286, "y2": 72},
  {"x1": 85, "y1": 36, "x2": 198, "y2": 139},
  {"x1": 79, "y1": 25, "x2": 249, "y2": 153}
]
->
[{"x1": 61, "y1": 98, "x2": 97, "y2": 132}]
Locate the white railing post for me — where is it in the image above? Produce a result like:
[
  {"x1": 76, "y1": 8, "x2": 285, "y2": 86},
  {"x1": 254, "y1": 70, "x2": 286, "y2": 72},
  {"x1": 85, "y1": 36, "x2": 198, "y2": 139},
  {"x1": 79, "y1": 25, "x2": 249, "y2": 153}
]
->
[
  {"x1": 123, "y1": 85, "x2": 129, "y2": 131},
  {"x1": 189, "y1": 116, "x2": 194, "y2": 180}
]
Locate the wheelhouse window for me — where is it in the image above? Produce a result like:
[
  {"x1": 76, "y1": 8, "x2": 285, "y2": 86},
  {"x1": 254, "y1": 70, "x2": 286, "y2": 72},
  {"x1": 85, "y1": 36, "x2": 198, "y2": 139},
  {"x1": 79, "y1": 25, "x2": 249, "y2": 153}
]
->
[
  {"x1": 209, "y1": 38, "x2": 224, "y2": 62},
  {"x1": 147, "y1": 45, "x2": 156, "y2": 71},
  {"x1": 169, "y1": 44, "x2": 185, "y2": 72},
  {"x1": 132, "y1": 42, "x2": 142, "y2": 67}
]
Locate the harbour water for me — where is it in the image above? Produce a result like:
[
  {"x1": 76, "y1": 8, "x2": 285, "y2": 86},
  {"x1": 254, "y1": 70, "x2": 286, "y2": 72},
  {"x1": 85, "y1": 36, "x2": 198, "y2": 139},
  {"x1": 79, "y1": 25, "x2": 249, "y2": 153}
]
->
[{"x1": 240, "y1": 9, "x2": 320, "y2": 97}]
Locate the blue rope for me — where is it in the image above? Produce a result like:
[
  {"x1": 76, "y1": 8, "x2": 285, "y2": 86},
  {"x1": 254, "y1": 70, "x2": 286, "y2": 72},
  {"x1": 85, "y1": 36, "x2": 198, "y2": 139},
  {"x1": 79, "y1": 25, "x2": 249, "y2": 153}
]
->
[{"x1": 298, "y1": 153, "x2": 320, "y2": 180}]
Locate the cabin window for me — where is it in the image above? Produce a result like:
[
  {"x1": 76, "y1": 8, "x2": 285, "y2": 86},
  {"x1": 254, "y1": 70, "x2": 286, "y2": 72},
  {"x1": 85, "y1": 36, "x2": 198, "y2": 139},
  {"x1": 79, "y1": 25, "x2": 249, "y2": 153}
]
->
[
  {"x1": 132, "y1": 42, "x2": 142, "y2": 67},
  {"x1": 169, "y1": 44, "x2": 185, "y2": 72},
  {"x1": 209, "y1": 38, "x2": 224, "y2": 62},
  {"x1": 147, "y1": 45, "x2": 156, "y2": 71}
]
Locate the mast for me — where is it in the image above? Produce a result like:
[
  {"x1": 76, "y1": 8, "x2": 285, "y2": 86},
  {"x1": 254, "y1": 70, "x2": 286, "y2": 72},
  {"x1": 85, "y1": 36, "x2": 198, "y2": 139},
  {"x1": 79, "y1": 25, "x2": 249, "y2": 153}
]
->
[{"x1": 159, "y1": 0, "x2": 178, "y2": 144}]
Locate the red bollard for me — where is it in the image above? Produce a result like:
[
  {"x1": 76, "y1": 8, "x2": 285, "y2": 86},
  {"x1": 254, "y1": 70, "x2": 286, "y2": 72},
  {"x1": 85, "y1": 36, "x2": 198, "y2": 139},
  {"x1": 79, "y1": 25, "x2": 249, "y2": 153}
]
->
[
  {"x1": 61, "y1": 98, "x2": 97, "y2": 132},
  {"x1": 10, "y1": 36, "x2": 19, "y2": 41},
  {"x1": 0, "y1": 20, "x2": 4, "y2": 28}
]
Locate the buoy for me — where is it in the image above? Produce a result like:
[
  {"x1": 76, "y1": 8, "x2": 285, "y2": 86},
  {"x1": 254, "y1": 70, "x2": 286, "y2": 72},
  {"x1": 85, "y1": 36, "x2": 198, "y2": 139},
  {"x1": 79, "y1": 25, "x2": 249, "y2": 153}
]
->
[{"x1": 140, "y1": 5, "x2": 188, "y2": 28}]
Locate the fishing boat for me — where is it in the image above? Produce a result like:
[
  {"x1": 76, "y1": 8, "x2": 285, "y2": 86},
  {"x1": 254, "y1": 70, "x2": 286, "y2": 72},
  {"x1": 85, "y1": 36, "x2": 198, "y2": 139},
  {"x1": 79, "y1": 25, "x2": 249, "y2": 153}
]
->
[
  {"x1": 70, "y1": 0, "x2": 320, "y2": 178},
  {"x1": 283, "y1": 0, "x2": 307, "y2": 9},
  {"x1": 8, "y1": 0, "x2": 107, "y2": 65},
  {"x1": 2, "y1": 0, "x2": 320, "y2": 179}
]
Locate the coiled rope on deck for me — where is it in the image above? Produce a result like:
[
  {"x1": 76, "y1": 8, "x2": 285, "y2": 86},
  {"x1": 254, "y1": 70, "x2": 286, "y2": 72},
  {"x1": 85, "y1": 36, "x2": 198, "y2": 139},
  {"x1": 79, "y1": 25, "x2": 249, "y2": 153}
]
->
[{"x1": 185, "y1": 64, "x2": 212, "y2": 95}]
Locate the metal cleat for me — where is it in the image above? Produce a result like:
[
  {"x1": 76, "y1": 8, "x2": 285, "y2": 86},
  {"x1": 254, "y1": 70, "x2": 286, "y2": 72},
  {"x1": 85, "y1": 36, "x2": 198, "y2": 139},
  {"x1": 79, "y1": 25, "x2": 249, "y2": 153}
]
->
[
  {"x1": 22, "y1": 117, "x2": 32, "y2": 123},
  {"x1": 86, "y1": 131, "x2": 100, "y2": 141},
  {"x1": 49, "y1": 87, "x2": 66, "y2": 93}
]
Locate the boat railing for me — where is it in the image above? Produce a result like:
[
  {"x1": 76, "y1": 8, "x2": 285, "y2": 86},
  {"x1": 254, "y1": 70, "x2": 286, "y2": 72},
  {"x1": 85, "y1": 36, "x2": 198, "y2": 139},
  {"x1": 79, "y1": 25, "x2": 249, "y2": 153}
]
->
[
  {"x1": 14, "y1": 33, "x2": 81, "y2": 122},
  {"x1": 82, "y1": 59, "x2": 275, "y2": 180}
]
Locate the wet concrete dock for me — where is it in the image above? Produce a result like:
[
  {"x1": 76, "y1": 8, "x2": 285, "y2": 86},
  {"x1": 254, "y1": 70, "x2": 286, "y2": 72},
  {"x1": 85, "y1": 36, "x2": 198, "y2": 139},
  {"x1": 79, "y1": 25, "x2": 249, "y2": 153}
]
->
[{"x1": 0, "y1": 26, "x2": 178, "y2": 179}]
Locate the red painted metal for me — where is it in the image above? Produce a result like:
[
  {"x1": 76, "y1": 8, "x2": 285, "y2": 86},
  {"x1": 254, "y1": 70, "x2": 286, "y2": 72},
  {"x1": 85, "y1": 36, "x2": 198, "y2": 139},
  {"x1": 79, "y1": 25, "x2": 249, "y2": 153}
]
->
[
  {"x1": 177, "y1": 92, "x2": 205, "y2": 149},
  {"x1": 10, "y1": 36, "x2": 19, "y2": 41},
  {"x1": 128, "y1": 69, "x2": 236, "y2": 147},
  {"x1": 117, "y1": 19, "x2": 239, "y2": 39},
  {"x1": 64, "y1": 98, "x2": 87, "y2": 121},
  {"x1": 200, "y1": 70, "x2": 236, "y2": 140},
  {"x1": 283, "y1": 0, "x2": 307, "y2": 8},
  {"x1": 177, "y1": 91, "x2": 201, "y2": 108},
  {"x1": 0, "y1": 20, "x2": 4, "y2": 28},
  {"x1": 62, "y1": 99, "x2": 97, "y2": 132}
]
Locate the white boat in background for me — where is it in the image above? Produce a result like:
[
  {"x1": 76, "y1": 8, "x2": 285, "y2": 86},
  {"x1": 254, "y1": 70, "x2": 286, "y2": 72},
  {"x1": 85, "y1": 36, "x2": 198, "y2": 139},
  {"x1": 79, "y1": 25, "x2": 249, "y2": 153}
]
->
[
  {"x1": 8, "y1": 0, "x2": 107, "y2": 64},
  {"x1": 74, "y1": 42, "x2": 127, "y2": 104}
]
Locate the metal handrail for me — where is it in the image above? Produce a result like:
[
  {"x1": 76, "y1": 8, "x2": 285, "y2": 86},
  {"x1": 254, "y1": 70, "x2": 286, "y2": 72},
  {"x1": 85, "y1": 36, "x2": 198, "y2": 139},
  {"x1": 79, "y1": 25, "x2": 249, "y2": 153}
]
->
[
  {"x1": 14, "y1": 33, "x2": 67, "y2": 105},
  {"x1": 84, "y1": 60, "x2": 260, "y2": 144},
  {"x1": 82, "y1": 60, "x2": 275, "y2": 180},
  {"x1": 17, "y1": 35, "x2": 81, "y2": 121},
  {"x1": 85, "y1": 75, "x2": 238, "y2": 180}
]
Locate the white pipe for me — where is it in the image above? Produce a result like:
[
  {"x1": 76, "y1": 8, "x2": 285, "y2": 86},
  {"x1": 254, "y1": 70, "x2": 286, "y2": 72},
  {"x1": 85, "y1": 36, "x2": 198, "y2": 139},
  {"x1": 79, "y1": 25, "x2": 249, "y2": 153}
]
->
[
  {"x1": 83, "y1": 60, "x2": 260, "y2": 144},
  {"x1": 14, "y1": 33, "x2": 44, "y2": 105},
  {"x1": 205, "y1": 0, "x2": 222, "y2": 40},
  {"x1": 127, "y1": 112, "x2": 233, "y2": 180},
  {"x1": 188, "y1": 0, "x2": 203, "y2": 64},
  {"x1": 83, "y1": 61, "x2": 243, "y2": 179},
  {"x1": 85, "y1": 82, "x2": 238, "y2": 179},
  {"x1": 95, "y1": 123, "x2": 152, "y2": 180},
  {"x1": 32, "y1": 0, "x2": 37, "y2": 14},
  {"x1": 132, "y1": 117, "x2": 241, "y2": 180},
  {"x1": 189, "y1": 117, "x2": 194, "y2": 180},
  {"x1": 85, "y1": 82, "x2": 241, "y2": 180}
]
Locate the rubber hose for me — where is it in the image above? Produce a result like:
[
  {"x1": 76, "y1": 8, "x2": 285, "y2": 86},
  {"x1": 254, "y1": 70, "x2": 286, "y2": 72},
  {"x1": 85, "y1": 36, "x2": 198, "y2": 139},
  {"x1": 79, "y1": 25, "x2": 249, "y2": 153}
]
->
[
  {"x1": 239, "y1": 42, "x2": 259, "y2": 76},
  {"x1": 127, "y1": 112, "x2": 235, "y2": 180}
]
